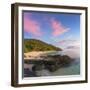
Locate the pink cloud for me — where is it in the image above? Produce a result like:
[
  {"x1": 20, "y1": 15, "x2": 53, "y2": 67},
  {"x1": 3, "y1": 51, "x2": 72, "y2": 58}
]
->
[
  {"x1": 50, "y1": 19, "x2": 69, "y2": 36},
  {"x1": 24, "y1": 16, "x2": 42, "y2": 36}
]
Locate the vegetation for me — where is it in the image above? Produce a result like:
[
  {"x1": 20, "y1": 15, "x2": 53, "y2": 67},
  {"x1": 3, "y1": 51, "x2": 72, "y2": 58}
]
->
[{"x1": 24, "y1": 39, "x2": 62, "y2": 53}]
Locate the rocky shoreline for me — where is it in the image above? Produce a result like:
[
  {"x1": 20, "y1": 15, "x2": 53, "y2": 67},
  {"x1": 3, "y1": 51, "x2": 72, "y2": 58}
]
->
[{"x1": 24, "y1": 54, "x2": 74, "y2": 77}]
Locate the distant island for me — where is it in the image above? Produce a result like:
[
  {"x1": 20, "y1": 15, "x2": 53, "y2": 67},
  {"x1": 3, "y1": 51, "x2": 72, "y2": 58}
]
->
[{"x1": 24, "y1": 39, "x2": 62, "y2": 53}]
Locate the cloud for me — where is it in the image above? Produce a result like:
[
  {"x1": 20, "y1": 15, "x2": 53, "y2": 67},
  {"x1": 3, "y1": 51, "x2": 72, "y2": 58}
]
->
[
  {"x1": 56, "y1": 39, "x2": 80, "y2": 49},
  {"x1": 56, "y1": 39, "x2": 80, "y2": 46},
  {"x1": 50, "y1": 19, "x2": 69, "y2": 37},
  {"x1": 57, "y1": 40, "x2": 80, "y2": 58},
  {"x1": 24, "y1": 14, "x2": 42, "y2": 36},
  {"x1": 66, "y1": 46, "x2": 80, "y2": 49},
  {"x1": 58, "y1": 40, "x2": 78, "y2": 44}
]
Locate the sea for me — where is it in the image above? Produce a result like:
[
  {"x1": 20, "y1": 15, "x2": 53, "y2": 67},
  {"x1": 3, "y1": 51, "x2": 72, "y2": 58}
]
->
[{"x1": 24, "y1": 50, "x2": 80, "y2": 77}]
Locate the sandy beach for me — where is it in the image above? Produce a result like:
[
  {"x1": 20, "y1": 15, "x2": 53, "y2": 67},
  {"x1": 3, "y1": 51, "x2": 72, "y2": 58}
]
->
[{"x1": 24, "y1": 51, "x2": 59, "y2": 60}]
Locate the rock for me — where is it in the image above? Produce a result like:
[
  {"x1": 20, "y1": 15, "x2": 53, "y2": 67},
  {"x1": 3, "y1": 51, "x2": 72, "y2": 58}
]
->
[
  {"x1": 24, "y1": 68, "x2": 37, "y2": 77},
  {"x1": 24, "y1": 54, "x2": 73, "y2": 76},
  {"x1": 32, "y1": 64, "x2": 45, "y2": 71},
  {"x1": 35, "y1": 69, "x2": 51, "y2": 76}
]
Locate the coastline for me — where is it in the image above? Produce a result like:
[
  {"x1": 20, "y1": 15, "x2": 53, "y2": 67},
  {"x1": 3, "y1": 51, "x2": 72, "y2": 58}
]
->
[{"x1": 24, "y1": 51, "x2": 61, "y2": 60}]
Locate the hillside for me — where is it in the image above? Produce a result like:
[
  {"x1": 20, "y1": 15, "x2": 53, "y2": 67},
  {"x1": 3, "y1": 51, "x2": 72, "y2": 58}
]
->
[{"x1": 24, "y1": 39, "x2": 62, "y2": 53}]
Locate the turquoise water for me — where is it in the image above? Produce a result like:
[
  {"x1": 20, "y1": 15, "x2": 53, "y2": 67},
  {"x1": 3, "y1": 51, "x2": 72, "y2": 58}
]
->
[
  {"x1": 35, "y1": 59, "x2": 80, "y2": 76},
  {"x1": 51, "y1": 61, "x2": 80, "y2": 76}
]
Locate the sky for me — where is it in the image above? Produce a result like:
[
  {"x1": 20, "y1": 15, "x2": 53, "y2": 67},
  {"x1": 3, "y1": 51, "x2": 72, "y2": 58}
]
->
[{"x1": 23, "y1": 11, "x2": 80, "y2": 50}]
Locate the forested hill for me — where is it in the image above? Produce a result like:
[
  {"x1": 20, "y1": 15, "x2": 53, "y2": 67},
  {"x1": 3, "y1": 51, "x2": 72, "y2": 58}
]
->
[{"x1": 24, "y1": 39, "x2": 62, "y2": 53}]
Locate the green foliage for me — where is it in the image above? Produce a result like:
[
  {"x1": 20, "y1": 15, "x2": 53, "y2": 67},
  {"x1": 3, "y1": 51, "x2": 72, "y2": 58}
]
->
[{"x1": 24, "y1": 39, "x2": 62, "y2": 53}]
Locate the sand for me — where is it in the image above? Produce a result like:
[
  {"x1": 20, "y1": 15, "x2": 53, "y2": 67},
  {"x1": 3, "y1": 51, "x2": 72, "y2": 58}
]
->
[{"x1": 24, "y1": 51, "x2": 57, "y2": 60}]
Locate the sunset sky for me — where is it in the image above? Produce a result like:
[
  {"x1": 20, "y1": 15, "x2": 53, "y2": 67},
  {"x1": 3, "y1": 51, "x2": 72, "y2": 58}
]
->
[{"x1": 23, "y1": 11, "x2": 80, "y2": 49}]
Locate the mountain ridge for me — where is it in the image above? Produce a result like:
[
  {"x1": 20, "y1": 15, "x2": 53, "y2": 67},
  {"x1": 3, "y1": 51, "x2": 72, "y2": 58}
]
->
[{"x1": 24, "y1": 39, "x2": 62, "y2": 53}]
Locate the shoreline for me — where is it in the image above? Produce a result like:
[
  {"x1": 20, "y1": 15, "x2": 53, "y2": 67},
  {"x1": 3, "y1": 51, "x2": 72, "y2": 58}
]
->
[{"x1": 24, "y1": 51, "x2": 61, "y2": 60}]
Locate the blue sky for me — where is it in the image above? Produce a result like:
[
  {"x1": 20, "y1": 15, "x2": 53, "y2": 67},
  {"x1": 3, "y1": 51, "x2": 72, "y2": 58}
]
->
[{"x1": 23, "y1": 11, "x2": 80, "y2": 49}]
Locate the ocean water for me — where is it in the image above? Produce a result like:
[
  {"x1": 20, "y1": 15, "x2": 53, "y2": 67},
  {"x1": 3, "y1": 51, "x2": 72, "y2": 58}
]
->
[
  {"x1": 24, "y1": 50, "x2": 80, "y2": 77},
  {"x1": 51, "y1": 59, "x2": 80, "y2": 76},
  {"x1": 30, "y1": 59, "x2": 80, "y2": 76}
]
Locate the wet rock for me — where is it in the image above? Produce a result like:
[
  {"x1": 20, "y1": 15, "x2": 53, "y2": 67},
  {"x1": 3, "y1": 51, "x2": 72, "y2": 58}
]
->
[
  {"x1": 24, "y1": 54, "x2": 73, "y2": 76},
  {"x1": 24, "y1": 68, "x2": 37, "y2": 77}
]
